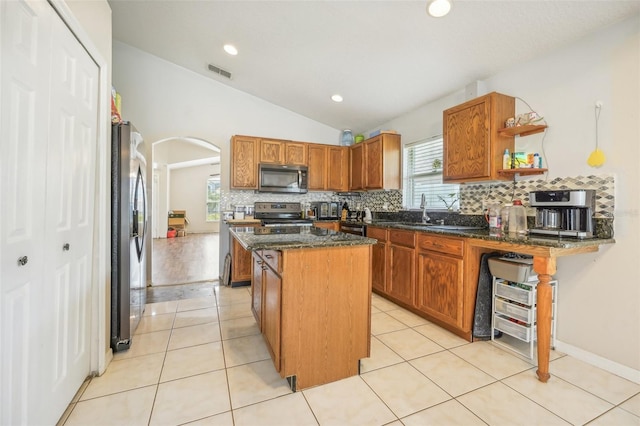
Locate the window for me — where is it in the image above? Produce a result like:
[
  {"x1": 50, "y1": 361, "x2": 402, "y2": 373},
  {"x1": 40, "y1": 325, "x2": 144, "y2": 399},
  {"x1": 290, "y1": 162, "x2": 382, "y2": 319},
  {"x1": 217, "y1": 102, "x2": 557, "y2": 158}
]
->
[
  {"x1": 403, "y1": 136, "x2": 460, "y2": 210},
  {"x1": 206, "y1": 175, "x2": 221, "y2": 221}
]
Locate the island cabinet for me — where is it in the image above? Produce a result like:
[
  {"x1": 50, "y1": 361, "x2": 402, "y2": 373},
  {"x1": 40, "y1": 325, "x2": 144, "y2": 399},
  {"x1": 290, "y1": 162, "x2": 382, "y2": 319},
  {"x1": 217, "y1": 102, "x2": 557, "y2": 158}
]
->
[
  {"x1": 251, "y1": 245, "x2": 371, "y2": 391},
  {"x1": 443, "y1": 92, "x2": 515, "y2": 183},
  {"x1": 387, "y1": 229, "x2": 416, "y2": 306},
  {"x1": 416, "y1": 234, "x2": 465, "y2": 329},
  {"x1": 366, "y1": 226, "x2": 388, "y2": 293},
  {"x1": 350, "y1": 133, "x2": 401, "y2": 190}
]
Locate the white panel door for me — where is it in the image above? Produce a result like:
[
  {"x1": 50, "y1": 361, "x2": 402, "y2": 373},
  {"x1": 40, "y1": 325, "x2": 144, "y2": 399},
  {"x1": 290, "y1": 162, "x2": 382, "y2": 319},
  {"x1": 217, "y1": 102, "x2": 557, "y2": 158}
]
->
[
  {"x1": 41, "y1": 5, "x2": 99, "y2": 423},
  {"x1": 0, "y1": 1, "x2": 53, "y2": 424},
  {"x1": 0, "y1": 0, "x2": 99, "y2": 424}
]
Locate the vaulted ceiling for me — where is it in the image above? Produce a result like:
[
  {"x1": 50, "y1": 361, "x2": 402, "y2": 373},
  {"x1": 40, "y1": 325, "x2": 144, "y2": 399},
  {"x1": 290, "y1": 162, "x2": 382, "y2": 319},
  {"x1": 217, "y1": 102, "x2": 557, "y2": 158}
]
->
[{"x1": 109, "y1": 0, "x2": 640, "y2": 132}]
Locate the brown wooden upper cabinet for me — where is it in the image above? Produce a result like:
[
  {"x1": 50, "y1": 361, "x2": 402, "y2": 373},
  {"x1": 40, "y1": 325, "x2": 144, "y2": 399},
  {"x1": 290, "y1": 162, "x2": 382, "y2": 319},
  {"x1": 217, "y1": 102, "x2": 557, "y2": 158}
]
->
[
  {"x1": 308, "y1": 145, "x2": 349, "y2": 191},
  {"x1": 350, "y1": 133, "x2": 401, "y2": 190},
  {"x1": 231, "y1": 135, "x2": 259, "y2": 189},
  {"x1": 443, "y1": 92, "x2": 515, "y2": 183},
  {"x1": 259, "y1": 138, "x2": 307, "y2": 166}
]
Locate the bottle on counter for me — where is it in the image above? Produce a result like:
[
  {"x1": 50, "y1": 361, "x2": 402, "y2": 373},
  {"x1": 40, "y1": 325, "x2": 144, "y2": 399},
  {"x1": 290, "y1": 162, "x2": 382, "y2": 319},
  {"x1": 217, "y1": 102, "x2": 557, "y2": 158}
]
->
[
  {"x1": 501, "y1": 202, "x2": 512, "y2": 236},
  {"x1": 488, "y1": 203, "x2": 502, "y2": 237},
  {"x1": 508, "y1": 200, "x2": 528, "y2": 237},
  {"x1": 341, "y1": 201, "x2": 349, "y2": 221}
]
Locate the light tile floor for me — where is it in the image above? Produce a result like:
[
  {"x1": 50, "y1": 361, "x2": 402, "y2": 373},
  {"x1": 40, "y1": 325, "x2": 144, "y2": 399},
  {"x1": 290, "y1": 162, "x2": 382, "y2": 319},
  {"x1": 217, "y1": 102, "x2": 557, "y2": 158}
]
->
[{"x1": 59, "y1": 286, "x2": 640, "y2": 426}]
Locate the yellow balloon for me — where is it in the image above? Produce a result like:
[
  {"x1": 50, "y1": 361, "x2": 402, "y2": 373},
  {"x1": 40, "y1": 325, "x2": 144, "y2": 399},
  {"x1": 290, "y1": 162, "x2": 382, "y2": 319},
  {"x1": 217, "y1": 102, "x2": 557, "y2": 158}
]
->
[{"x1": 587, "y1": 149, "x2": 606, "y2": 167}]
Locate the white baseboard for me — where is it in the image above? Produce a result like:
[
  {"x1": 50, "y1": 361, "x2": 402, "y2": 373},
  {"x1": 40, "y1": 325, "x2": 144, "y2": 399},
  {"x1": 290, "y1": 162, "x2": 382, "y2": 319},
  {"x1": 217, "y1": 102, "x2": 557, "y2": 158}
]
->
[{"x1": 555, "y1": 339, "x2": 640, "y2": 384}]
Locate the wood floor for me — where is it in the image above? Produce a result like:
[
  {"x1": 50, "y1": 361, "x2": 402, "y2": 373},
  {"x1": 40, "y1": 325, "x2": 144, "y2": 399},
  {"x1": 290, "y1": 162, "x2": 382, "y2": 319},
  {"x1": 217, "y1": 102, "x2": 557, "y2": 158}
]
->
[
  {"x1": 152, "y1": 233, "x2": 220, "y2": 285},
  {"x1": 148, "y1": 233, "x2": 219, "y2": 303}
]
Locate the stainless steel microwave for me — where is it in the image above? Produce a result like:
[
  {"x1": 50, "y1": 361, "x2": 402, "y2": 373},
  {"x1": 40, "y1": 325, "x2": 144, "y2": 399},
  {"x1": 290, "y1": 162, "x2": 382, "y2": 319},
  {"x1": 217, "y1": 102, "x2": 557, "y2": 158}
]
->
[{"x1": 258, "y1": 163, "x2": 308, "y2": 193}]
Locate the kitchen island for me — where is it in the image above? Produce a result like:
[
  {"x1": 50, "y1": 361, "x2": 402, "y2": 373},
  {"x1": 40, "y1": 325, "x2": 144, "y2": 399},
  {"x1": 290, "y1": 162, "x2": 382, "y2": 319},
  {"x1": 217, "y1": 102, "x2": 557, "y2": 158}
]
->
[{"x1": 230, "y1": 226, "x2": 376, "y2": 391}]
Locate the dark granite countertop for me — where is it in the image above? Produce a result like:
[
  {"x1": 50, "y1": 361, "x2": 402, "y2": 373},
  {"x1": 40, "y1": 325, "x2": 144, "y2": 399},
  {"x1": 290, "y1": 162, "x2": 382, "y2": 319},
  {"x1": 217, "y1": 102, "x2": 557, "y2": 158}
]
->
[
  {"x1": 366, "y1": 220, "x2": 615, "y2": 250},
  {"x1": 230, "y1": 226, "x2": 376, "y2": 251}
]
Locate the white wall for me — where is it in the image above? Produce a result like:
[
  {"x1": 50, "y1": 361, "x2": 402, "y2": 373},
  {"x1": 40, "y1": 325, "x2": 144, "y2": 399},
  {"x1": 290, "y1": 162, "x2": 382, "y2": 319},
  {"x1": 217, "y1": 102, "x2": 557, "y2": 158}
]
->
[
  {"x1": 112, "y1": 41, "x2": 341, "y2": 193},
  {"x1": 372, "y1": 14, "x2": 640, "y2": 379},
  {"x1": 170, "y1": 164, "x2": 221, "y2": 234}
]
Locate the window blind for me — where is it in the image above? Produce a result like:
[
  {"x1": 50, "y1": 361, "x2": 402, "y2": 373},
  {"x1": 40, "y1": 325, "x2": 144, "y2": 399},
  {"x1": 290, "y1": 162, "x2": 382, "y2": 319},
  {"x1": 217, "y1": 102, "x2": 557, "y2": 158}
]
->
[{"x1": 403, "y1": 137, "x2": 459, "y2": 210}]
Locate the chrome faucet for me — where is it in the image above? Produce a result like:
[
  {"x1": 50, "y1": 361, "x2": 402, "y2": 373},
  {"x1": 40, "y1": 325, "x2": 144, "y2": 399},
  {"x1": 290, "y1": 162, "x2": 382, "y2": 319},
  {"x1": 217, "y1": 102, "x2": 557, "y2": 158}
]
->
[{"x1": 420, "y1": 193, "x2": 431, "y2": 224}]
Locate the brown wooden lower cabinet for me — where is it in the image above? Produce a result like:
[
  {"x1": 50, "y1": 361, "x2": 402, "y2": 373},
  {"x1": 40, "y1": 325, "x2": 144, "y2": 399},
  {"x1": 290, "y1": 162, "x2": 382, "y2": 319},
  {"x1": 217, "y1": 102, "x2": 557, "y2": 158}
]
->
[
  {"x1": 370, "y1": 228, "x2": 473, "y2": 341},
  {"x1": 313, "y1": 221, "x2": 340, "y2": 231},
  {"x1": 366, "y1": 226, "x2": 388, "y2": 293},
  {"x1": 387, "y1": 229, "x2": 416, "y2": 306},
  {"x1": 231, "y1": 236, "x2": 252, "y2": 285},
  {"x1": 251, "y1": 245, "x2": 371, "y2": 391},
  {"x1": 416, "y1": 247, "x2": 464, "y2": 329}
]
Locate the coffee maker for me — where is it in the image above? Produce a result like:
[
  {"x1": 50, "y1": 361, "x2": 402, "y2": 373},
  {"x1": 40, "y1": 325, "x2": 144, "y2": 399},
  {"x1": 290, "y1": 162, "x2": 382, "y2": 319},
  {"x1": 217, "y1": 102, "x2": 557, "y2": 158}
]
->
[{"x1": 529, "y1": 190, "x2": 595, "y2": 239}]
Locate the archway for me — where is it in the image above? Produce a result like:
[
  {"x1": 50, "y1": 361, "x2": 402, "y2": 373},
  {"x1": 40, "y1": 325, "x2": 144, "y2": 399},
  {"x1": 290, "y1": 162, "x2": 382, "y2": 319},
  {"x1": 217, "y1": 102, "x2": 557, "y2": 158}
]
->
[{"x1": 148, "y1": 137, "x2": 221, "y2": 287}]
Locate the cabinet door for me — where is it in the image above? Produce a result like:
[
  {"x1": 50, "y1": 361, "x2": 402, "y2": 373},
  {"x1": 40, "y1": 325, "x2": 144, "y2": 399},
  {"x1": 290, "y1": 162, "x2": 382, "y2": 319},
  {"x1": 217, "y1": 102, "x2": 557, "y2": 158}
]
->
[
  {"x1": 285, "y1": 142, "x2": 307, "y2": 166},
  {"x1": 252, "y1": 253, "x2": 264, "y2": 330},
  {"x1": 231, "y1": 136, "x2": 259, "y2": 188},
  {"x1": 387, "y1": 244, "x2": 415, "y2": 306},
  {"x1": 443, "y1": 92, "x2": 514, "y2": 183},
  {"x1": 259, "y1": 138, "x2": 285, "y2": 164},
  {"x1": 349, "y1": 143, "x2": 365, "y2": 190},
  {"x1": 365, "y1": 136, "x2": 383, "y2": 189},
  {"x1": 327, "y1": 146, "x2": 349, "y2": 191},
  {"x1": 443, "y1": 98, "x2": 491, "y2": 181},
  {"x1": 263, "y1": 265, "x2": 282, "y2": 372},
  {"x1": 307, "y1": 145, "x2": 327, "y2": 190},
  {"x1": 231, "y1": 236, "x2": 252, "y2": 283},
  {"x1": 367, "y1": 227, "x2": 388, "y2": 293},
  {"x1": 416, "y1": 250, "x2": 464, "y2": 328}
]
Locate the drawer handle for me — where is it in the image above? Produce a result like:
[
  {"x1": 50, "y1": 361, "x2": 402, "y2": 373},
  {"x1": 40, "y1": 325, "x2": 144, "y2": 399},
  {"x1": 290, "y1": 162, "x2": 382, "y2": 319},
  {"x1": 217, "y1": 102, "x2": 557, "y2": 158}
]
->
[
  {"x1": 432, "y1": 243, "x2": 443, "y2": 248},
  {"x1": 63, "y1": 243, "x2": 70, "y2": 251},
  {"x1": 265, "y1": 254, "x2": 273, "y2": 259},
  {"x1": 17, "y1": 256, "x2": 28, "y2": 266}
]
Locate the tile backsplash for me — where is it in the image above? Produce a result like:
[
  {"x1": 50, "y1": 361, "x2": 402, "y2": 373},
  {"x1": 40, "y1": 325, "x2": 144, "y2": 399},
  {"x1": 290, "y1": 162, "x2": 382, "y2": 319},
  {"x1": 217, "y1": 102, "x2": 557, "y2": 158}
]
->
[
  {"x1": 459, "y1": 174, "x2": 615, "y2": 218},
  {"x1": 222, "y1": 174, "x2": 615, "y2": 219}
]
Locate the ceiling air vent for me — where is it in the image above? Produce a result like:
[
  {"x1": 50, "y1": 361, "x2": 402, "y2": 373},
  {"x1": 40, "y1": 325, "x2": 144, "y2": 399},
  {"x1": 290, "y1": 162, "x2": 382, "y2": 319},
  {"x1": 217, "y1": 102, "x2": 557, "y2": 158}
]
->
[{"x1": 207, "y1": 64, "x2": 232, "y2": 79}]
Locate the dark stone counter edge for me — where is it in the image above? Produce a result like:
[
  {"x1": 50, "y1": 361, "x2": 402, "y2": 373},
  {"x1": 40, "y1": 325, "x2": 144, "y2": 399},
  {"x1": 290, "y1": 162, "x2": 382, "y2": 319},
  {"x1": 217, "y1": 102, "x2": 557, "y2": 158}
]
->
[
  {"x1": 366, "y1": 221, "x2": 615, "y2": 249},
  {"x1": 230, "y1": 228, "x2": 377, "y2": 251}
]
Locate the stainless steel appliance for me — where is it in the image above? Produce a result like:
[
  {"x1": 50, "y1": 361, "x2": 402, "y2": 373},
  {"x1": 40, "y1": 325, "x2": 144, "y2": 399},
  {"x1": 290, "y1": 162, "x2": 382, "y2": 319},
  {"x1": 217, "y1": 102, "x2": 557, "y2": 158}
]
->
[
  {"x1": 258, "y1": 163, "x2": 308, "y2": 193},
  {"x1": 310, "y1": 201, "x2": 340, "y2": 220},
  {"x1": 111, "y1": 122, "x2": 147, "y2": 352},
  {"x1": 254, "y1": 202, "x2": 313, "y2": 226},
  {"x1": 529, "y1": 189, "x2": 595, "y2": 238}
]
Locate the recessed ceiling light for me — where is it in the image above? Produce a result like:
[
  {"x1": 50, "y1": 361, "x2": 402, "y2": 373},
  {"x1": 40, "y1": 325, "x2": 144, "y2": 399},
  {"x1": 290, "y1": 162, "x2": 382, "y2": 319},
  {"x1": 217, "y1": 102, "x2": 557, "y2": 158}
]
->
[
  {"x1": 331, "y1": 94, "x2": 343, "y2": 103},
  {"x1": 427, "y1": 0, "x2": 452, "y2": 18},
  {"x1": 223, "y1": 44, "x2": 238, "y2": 56}
]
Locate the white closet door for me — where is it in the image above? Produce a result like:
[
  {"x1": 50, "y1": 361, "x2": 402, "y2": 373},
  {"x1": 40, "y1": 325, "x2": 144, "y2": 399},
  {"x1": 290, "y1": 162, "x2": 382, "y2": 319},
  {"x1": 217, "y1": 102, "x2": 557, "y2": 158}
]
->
[
  {"x1": 0, "y1": 1, "x2": 53, "y2": 424},
  {"x1": 0, "y1": 0, "x2": 99, "y2": 424},
  {"x1": 41, "y1": 4, "x2": 99, "y2": 422}
]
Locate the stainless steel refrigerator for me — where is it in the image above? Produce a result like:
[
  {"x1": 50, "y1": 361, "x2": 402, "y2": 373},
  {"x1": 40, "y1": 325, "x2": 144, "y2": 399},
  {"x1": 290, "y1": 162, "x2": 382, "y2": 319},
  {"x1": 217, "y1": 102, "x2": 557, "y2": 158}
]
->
[{"x1": 111, "y1": 122, "x2": 147, "y2": 352}]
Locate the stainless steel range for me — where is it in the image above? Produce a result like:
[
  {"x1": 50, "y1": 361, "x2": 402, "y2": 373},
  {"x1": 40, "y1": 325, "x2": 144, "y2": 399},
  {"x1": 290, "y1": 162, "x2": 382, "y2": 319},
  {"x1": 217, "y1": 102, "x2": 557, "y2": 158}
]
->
[{"x1": 254, "y1": 202, "x2": 313, "y2": 227}]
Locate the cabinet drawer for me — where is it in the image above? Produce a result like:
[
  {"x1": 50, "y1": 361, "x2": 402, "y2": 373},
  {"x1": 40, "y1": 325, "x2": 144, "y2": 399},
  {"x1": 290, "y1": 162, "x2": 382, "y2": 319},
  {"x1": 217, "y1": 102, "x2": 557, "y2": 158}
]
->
[
  {"x1": 389, "y1": 229, "x2": 415, "y2": 248},
  {"x1": 417, "y1": 234, "x2": 463, "y2": 256},
  {"x1": 366, "y1": 226, "x2": 387, "y2": 242},
  {"x1": 261, "y1": 250, "x2": 282, "y2": 274},
  {"x1": 495, "y1": 298, "x2": 535, "y2": 324}
]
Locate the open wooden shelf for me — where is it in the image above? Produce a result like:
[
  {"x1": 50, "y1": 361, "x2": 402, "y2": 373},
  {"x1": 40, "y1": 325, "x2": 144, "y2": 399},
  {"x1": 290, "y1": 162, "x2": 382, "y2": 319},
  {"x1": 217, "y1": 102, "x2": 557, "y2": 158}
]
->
[
  {"x1": 498, "y1": 124, "x2": 547, "y2": 137},
  {"x1": 498, "y1": 168, "x2": 548, "y2": 177}
]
